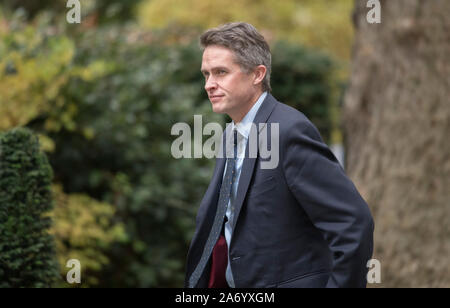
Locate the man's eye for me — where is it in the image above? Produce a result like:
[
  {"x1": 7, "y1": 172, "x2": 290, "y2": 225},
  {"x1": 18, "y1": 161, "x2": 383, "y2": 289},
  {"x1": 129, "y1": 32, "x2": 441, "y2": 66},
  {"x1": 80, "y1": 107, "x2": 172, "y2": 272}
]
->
[{"x1": 218, "y1": 70, "x2": 226, "y2": 75}]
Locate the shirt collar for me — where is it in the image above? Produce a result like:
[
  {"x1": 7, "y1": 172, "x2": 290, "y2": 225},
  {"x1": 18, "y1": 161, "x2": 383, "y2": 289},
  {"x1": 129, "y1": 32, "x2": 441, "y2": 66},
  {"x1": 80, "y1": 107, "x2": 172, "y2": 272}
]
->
[{"x1": 232, "y1": 92, "x2": 267, "y2": 139}]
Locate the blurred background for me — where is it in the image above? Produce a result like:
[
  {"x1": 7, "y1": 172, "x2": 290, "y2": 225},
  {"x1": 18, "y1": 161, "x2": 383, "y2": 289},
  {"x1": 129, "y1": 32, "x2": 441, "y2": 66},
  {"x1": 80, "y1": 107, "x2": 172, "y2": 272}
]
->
[{"x1": 0, "y1": 0, "x2": 448, "y2": 287}]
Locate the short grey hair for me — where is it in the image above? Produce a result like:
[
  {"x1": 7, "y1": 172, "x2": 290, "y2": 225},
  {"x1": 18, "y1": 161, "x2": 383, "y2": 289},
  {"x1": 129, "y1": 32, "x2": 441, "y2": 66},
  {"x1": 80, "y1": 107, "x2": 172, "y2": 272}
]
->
[{"x1": 200, "y1": 22, "x2": 272, "y2": 93}]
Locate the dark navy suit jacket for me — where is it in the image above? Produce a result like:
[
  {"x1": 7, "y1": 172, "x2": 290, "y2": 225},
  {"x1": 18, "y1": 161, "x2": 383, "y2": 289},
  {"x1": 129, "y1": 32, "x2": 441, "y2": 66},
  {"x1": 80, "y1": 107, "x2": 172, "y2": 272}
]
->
[{"x1": 185, "y1": 94, "x2": 374, "y2": 288}]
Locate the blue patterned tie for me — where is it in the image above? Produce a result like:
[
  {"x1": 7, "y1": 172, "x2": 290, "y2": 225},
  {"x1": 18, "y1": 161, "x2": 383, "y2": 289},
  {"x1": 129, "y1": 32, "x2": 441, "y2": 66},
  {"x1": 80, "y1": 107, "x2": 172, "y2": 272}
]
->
[{"x1": 189, "y1": 129, "x2": 238, "y2": 288}]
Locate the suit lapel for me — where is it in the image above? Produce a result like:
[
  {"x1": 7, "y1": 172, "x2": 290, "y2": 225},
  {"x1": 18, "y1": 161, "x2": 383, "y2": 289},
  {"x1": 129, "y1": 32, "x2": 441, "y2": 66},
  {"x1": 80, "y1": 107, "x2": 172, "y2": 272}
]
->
[{"x1": 231, "y1": 94, "x2": 277, "y2": 232}]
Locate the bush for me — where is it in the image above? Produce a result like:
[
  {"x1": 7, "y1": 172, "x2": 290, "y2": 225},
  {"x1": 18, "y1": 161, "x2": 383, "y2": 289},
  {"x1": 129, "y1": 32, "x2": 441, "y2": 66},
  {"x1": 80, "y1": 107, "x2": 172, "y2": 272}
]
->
[
  {"x1": 271, "y1": 41, "x2": 336, "y2": 142},
  {"x1": 0, "y1": 128, "x2": 59, "y2": 287},
  {"x1": 50, "y1": 184, "x2": 127, "y2": 287},
  {"x1": 43, "y1": 28, "x2": 219, "y2": 287}
]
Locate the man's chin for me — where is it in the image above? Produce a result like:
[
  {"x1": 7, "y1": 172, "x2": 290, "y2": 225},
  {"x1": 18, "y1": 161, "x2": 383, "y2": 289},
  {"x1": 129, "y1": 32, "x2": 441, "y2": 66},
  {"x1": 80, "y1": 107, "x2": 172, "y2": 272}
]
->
[{"x1": 211, "y1": 103, "x2": 227, "y2": 114}]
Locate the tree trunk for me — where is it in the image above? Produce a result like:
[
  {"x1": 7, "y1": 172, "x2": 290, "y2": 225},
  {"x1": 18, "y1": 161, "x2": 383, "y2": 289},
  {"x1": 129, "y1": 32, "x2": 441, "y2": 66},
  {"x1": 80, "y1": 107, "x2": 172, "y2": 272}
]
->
[{"x1": 343, "y1": 0, "x2": 450, "y2": 287}]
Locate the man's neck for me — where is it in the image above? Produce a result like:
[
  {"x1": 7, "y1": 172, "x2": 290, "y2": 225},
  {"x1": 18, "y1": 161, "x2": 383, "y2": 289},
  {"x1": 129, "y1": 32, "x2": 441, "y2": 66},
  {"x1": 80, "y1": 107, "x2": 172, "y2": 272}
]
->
[{"x1": 232, "y1": 91, "x2": 264, "y2": 124}]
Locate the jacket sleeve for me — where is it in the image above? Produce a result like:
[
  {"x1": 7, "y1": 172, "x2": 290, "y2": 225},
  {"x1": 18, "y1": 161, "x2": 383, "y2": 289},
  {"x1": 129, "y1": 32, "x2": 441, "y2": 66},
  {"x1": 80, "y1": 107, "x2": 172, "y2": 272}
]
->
[{"x1": 281, "y1": 116, "x2": 374, "y2": 288}]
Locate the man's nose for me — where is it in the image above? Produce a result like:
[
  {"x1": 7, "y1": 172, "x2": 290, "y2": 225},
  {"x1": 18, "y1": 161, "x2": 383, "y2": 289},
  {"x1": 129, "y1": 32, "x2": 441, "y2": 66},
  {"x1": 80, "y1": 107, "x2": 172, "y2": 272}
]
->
[{"x1": 205, "y1": 77, "x2": 218, "y2": 92}]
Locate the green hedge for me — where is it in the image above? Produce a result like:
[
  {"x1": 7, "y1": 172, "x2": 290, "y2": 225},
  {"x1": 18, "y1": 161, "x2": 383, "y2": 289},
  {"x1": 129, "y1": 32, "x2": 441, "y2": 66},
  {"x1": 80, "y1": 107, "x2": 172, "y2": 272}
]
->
[{"x1": 0, "y1": 128, "x2": 59, "y2": 287}]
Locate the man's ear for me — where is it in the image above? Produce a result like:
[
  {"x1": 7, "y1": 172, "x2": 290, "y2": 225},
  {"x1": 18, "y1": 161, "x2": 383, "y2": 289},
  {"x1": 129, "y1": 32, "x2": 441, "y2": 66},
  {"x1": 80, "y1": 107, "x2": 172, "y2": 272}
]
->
[{"x1": 253, "y1": 65, "x2": 267, "y2": 86}]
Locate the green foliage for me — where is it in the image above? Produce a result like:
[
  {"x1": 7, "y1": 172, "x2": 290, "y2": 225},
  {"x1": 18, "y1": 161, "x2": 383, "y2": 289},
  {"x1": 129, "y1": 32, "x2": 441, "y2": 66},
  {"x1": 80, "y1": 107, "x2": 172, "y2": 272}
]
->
[
  {"x1": 42, "y1": 28, "x2": 220, "y2": 287},
  {"x1": 0, "y1": 21, "x2": 74, "y2": 131},
  {"x1": 0, "y1": 128, "x2": 59, "y2": 287},
  {"x1": 0, "y1": 18, "x2": 112, "y2": 133},
  {"x1": 50, "y1": 185, "x2": 127, "y2": 287},
  {"x1": 0, "y1": 0, "x2": 67, "y2": 19},
  {"x1": 271, "y1": 41, "x2": 336, "y2": 141},
  {"x1": 93, "y1": 0, "x2": 144, "y2": 24},
  {"x1": 0, "y1": 0, "x2": 142, "y2": 23},
  {"x1": 137, "y1": 0, "x2": 354, "y2": 62}
]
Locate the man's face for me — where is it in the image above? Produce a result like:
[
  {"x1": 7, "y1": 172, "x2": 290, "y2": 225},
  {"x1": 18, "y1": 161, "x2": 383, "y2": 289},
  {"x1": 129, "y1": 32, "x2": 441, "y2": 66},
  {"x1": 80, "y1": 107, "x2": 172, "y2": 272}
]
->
[{"x1": 201, "y1": 45, "x2": 258, "y2": 122}]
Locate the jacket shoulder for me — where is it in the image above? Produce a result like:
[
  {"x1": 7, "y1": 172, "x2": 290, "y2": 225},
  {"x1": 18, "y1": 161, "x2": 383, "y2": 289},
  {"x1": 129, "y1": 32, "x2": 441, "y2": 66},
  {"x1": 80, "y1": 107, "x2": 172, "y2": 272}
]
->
[{"x1": 270, "y1": 99, "x2": 323, "y2": 142}]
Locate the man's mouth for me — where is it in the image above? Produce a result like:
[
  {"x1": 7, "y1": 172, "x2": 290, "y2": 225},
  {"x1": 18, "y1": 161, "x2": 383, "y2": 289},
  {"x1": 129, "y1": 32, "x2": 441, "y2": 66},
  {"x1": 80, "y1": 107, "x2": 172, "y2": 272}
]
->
[{"x1": 209, "y1": 95, "x2": 225, "y2": 102}]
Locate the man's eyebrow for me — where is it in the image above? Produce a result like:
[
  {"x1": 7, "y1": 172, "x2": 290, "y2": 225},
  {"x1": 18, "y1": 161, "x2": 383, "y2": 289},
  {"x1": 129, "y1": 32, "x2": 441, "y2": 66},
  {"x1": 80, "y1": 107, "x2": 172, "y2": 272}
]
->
[{"x1": 200, "y1": 66, "x2": 228, "y2": 74}]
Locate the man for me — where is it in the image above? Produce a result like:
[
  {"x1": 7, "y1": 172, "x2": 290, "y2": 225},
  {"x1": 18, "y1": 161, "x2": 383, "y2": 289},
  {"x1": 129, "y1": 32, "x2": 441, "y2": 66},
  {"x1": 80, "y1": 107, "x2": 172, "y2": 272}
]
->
[{"x1": 185, "y1": 22, "x2": 374, "y2": 288}]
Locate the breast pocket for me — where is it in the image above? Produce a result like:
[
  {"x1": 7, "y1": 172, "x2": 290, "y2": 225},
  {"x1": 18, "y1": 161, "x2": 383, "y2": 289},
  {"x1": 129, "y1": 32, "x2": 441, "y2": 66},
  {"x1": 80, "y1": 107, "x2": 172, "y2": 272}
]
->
[{"x1": 247, "y1": 176, "x2": 277, "y2": 197}]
